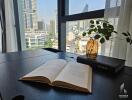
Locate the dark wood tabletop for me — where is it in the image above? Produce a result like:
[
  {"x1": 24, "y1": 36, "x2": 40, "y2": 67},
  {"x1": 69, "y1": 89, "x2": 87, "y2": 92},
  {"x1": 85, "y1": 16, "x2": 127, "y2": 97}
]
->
[{"x1": 0, "y1": 49, "x2": 131, "y2": 100}]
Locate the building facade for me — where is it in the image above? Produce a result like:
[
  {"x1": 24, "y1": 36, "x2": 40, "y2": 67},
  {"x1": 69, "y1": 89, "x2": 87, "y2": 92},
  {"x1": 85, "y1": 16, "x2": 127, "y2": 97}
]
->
[{"x1": 22, "y1": 0, "x2": 38, "y2": 33}]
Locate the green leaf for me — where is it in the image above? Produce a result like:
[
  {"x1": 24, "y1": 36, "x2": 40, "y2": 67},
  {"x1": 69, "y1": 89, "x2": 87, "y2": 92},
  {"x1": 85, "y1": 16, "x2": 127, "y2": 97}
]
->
[
  {"x1": 90, "y1": 20, "x2": 94, "y2": 24},
  {"x1": 93, "y1": 28, "x2": 97, "y2": 32},
  {"x1": 98, "y1": 29, "x2": 103, "y2": 33},
  {"x1": 102, "y1": 29, "x2": 108, "y2": 35},
  {"x1": 103, "y1": 23, "x2": 107, "y2": 28},
  {"x1": 90, "y1": 25, "x2": 95, "y2": 28},
  {"x1": 96, "y1": 21, "x2": 99, "y2": 24},
  {"x1": 105, "y1": 36, "x2": 110, "y2": 40},
  {"x1": 130, "y1": 40, "x2": 132, "y2": 45},
  {"x1": 88, "y1": 29, "x2": 93, "y2": 34},
  {"x1": 82, "y1": 32, "x2": 86, "y2": 36},
  {"x1": 97, "y1": 25, "x2": 101, "y2": 29},
  {"x1": 113, "y1": 31, "x2": 118, "y2": 34},
  {"x1": 126, "y1": 37, "x2": 130, "y2": 42},
  {"x1": 104, "y1": 20, "x2": 109, "y2": 23},
  {"x1": 100, "y1": 37, "x2": 105, "y2": 44},
  {"x1": 108, "y1": 25, "x2": 114, "y2": 30},
  {"x1": 94, "y1": 34, "x2": 101, "y2": 39},
  {"x1": 122, "y1": 32, "x2": 128, "y2": 36},
  {"x1": 127, "y1": 32, "x2": 131, "y2": 36},
  {"x1": 88, "y1": 29, "x2": 97, "y2": 34},
  {"x1": 107, "y1": 32, "x2": 112, "y2": 37}
]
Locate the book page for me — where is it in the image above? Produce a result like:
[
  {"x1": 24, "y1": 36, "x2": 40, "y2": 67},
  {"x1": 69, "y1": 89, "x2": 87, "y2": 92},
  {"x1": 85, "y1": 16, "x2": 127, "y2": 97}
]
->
[
  {"x1": 20, "y1": 59, "x2": 67, "y2": 84},
  {"x1": 53, "y1": 62, "x2": 92, "y2": 93}
]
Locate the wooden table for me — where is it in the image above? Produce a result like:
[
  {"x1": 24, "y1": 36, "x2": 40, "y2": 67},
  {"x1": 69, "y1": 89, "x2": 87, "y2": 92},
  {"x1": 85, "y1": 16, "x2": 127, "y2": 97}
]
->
[{"x1": 0, "y1": 49, "x2": 131, "y2": 100}]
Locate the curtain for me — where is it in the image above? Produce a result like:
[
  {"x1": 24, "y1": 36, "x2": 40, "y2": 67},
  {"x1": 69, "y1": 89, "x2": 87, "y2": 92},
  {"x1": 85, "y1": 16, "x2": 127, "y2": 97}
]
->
[
  {"x1": 0, "y1": 22, "x2": 2, "y2": 52},
  {"x1": 4, "y1": 0, "x2": 18, "y2": 52},
  {"x1": 103, "y1": 0, "x2": 132, "y2": 67},
  {"x1": 0, "y1": 0, "x2": 6, "y2": 52}
]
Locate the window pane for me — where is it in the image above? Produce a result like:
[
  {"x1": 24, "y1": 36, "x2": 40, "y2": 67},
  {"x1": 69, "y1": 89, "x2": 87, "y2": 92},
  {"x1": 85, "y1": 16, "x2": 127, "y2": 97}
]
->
[
  {"x1": 0, "y1": 24, "x2": 2, "y2": 52},
  {"x1": 20, "y1": 0, "x2": 58, "y2": 50},
  {"x1": 68, "y1": 0, "x2": 106, "y2": 15},
  {"x1": 66, "y1": 19, "x2": 102, "y2": 55}
]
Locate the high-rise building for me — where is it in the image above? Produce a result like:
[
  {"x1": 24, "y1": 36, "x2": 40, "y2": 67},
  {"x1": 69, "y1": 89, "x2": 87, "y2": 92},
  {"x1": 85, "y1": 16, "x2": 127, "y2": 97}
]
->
[
  {"x1": 37, "y1": 21, "x2": 44, "y2": 31},
  {"x1": 49, "y1": 20, "x2": 55, "y2": 34},
  {"x1": 83, "y1": 4, "x2": 89, "y2": 12},
  {"x1": 79, "y1": 4, "x2": 89, "y2": 30},
  {"x1": 22, "y1": 0, "x2": 38, "y2": 32},
  {"x1": 54, "y1": 10, "x2": 58, "y2": 34}
]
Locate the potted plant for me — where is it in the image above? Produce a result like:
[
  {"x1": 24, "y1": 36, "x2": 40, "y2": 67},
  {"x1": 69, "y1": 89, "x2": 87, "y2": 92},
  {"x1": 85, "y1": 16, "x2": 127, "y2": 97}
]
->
[
  {"x1": 82, "y1": 19, "x2": 117, "y2": 59},
  {"x1": 82, "y1": 19, "x2": 132, "y2": 59}
]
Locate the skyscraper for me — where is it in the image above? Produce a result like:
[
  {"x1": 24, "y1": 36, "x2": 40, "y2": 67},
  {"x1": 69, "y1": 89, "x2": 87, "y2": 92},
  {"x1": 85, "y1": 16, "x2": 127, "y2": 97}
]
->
[
  {"x1": 79, "y1": 4, "x2": 89, "y2": 30},
  {"x1": 83, "y1": 4, "x2": 88, "y2": 12},
  {"x1": 37, "y1": 21, "x2": 44, "y2": 31},
  {"x1": 49, "y1": 20, "x2": 55, "y2": 34},
  {"x1": 22, "y1": 0, "x2": 38, "y2": 32},
  {"x1": 54, "y1": 10, "x2": 58, "y2": 34}
]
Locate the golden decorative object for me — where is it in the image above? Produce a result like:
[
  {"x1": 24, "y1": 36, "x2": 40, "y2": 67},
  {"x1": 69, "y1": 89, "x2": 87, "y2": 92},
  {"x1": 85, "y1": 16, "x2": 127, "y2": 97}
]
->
[{"x1": 86, "y1": 38, "x2": 98, "y2": 59}]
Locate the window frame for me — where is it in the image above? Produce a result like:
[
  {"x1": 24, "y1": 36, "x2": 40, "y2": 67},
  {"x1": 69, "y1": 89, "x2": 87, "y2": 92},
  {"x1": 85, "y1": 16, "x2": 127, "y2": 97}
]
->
[
  {"x1": 58, "y1": 0, "x2": 105, "y2": 51},
  {"x1": 13, "y1": 0, "x2": 105, "y2": 51}
]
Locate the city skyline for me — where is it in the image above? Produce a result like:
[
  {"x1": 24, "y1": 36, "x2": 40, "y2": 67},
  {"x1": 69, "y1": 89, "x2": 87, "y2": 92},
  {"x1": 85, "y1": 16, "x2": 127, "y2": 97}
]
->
[
  {"x1": 22, "y1": 0, "x2": 105, "y2": 54},
  {"x1": 37, "y1": 0, "x2": 106, "y2": 23},
  {"x1": 22, "y1": 0, "x2": 58, "y2": 49},
  {"x1": 37, "y1": 0, "x2": 57, "y2": 24}
]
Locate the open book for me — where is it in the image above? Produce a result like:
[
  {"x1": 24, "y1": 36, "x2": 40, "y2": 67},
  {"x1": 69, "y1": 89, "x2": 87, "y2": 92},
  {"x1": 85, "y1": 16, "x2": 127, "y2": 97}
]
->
[{"x1": 20, "y1": 59, "x2": 92, "y2": 93}]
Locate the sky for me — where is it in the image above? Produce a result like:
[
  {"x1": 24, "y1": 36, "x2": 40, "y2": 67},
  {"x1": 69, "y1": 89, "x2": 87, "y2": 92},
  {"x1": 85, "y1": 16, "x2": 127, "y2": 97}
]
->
[
  {"x1": 37, "y1": 0, "x2": 106, "y2": 24},
  {"x1": 37, "y1": 0, "x2": 57, "y2": 23}
]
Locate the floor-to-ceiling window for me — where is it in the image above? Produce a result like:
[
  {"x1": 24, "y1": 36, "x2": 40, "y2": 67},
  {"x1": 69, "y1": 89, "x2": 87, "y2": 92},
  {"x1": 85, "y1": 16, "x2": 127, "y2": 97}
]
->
[
  {"x1": 68, "y1": 0, "x2": 105, "y2": 15},
  {"x1": 56, "y1": 0, "x2": 105, "y2": 54},
  {"x1": 65, "y1": 0, "x2": 106, "y2": 54},
  {"x1": 17, "y1": 0, "x2": 58, "y2": 50},
  {"x1": 66, "y1": 19, "x2": 103, "y2": 55},
  {"x1": 15, "y1": 0, "x2": 106, "y2": 54}
]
